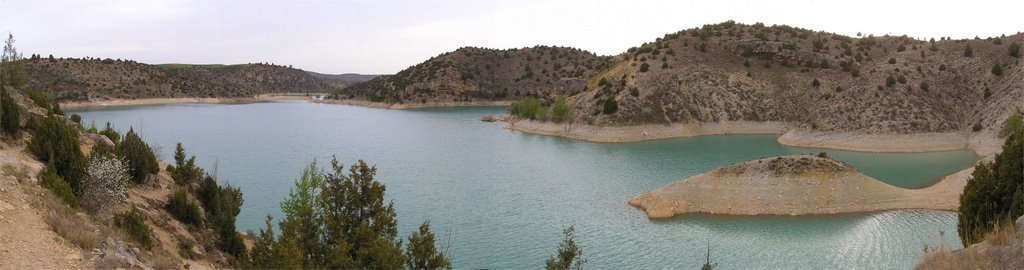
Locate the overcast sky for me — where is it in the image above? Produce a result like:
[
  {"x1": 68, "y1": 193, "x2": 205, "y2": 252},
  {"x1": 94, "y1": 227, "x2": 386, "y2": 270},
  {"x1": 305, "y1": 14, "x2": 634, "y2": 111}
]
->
[{"x1": 1, "y1": 0, "x2": 1022, "y2": 74}]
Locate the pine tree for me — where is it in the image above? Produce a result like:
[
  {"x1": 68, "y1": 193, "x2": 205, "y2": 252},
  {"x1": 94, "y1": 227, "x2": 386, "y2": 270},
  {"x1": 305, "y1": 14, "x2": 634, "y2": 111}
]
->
[
  {"x1": 405, "y1": 221, "x2": 451, "y2": 269},
  {"x1": 545, "y1": 225, "x2": 586, "y2": 270},
  {"x1": 117, "y1": 128, "x2": 159, "y2": 184}
]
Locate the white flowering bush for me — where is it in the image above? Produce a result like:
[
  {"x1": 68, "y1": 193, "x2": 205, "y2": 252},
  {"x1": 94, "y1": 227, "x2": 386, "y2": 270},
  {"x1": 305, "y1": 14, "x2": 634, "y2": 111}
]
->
[{"x1": 81, "y1": 155, "x2": 130, "y2": 212}]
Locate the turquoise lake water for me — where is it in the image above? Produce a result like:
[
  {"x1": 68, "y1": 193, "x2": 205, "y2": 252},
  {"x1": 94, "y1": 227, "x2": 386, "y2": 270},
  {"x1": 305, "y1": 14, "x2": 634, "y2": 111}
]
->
[{"x1": 71, "y1": 101, "x2": 979, "y2": 269}]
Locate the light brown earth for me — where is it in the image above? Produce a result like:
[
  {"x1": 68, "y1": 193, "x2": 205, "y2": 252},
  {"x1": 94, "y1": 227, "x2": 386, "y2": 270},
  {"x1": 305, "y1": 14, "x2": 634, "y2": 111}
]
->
[
  {"x1": 628, "y1": 155, "x2": 977, "y2": 218},
  {"x1": 0, "y1": 143, "x2": 93, "y2": 270}
]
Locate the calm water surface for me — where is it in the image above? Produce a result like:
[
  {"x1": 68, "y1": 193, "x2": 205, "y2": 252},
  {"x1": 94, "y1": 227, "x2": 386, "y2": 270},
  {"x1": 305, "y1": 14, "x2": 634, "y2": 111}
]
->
[{"x1": 71, "y1": 101, "x2": 978, "y2": 269}]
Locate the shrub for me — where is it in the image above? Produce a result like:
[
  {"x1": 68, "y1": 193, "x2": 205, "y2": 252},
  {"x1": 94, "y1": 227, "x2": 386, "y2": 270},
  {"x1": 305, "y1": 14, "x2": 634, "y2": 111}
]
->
[
  {"x1": 639, "y1": 62, "x2": 650, "y2": 72},
  {"x1": 117, "y1": 128, "x2": 159, "y2": 184},
  {"x1": 888, "y1": 58, "x2": 896, "y2": 64},
  {"x1": 39, "y1": 161, "x2": 79, "y2": 209},
  {"x1": 166, "y1": 188, "x2": 203, "y2": 227},
  {"x1": 963, "y1": 44, "x2": 973, "y2": 57},
  {"x1": 509, "y1": 97, "x2": 541, "y2": 120},
  {"x1": 99, "y1": 122, "x2": 120, "y2": 145},
  {"x1": 661, "y1": 62, "x2": 668, "y2": 69},
  {"x1": 113, "y1": 209, "x2": 154, "y2": 249},
  {"x1": 70, "y1": 114, "x2": 81, "y2": 125},
  {"x1": 972, "y1": 123, "x2": 983, "y2": 132},
  {"x1": 991, "y1": 64, "x2": 1003, "y2": 76},
  {"x1": 811, "y1": 78, "x2": 820, "y2": 87},
  {"x1": 897, "y1": 75, "x2": 907, "y2": 84},
  {"x1": 1009, "y1": 42, "x2": 1021, "y2": 58},
  {"x1": 551, "y1": 97, "x2": 570, "y2": 123},
  {"x1": 81, "y1": 155, "x2": 129, "y2": 212},
  {"x1": 885, "y1": 76, "x2": 896, "y2": 87},
  {"x1": 602, "y1": 99, "x2": 618, "y2": 114},
  {"x1": 545, "y1": 225, "x2": 585, "y2": 270},
  {"x1": 29, "y1": 115, "x2": 88, "y2": 194},
  {"x1": 919, "y1": 81, "x2": 929, "y2": 91},
  {"x1": 1002, "y1": 113, "x2": 1021, "y2": 136},
  {"x1": 938, "y1": 64, "x2": 947, "y2": 71},
  {"x1": 0, "y1": 88, "x2": 19, "y2": 136},
  {"x1": 629, "y1": 87, "x2": 639, "y2": 97},
  {"x1": 22, "y1": 87, "x2": 54, "y2": 110},
  {"x1": 819, "y1": 59, "x2": 830, "y2": 69},
  {"x1": 817, "y1": 152, "x2": 829, "y2": 159},
  {"x1": 170, "y1": 143, "x2": 202, "y2": 186},
  {"x1": 957, "y1": 126, "x2": 1021, "y2": 246}
]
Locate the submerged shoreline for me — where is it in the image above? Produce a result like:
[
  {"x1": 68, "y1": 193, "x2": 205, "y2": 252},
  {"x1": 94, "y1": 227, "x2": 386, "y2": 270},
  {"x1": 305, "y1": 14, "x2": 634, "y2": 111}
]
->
[
  {"x1": 505, "y1": 120, "x2": 1002, "y2": 157},
  {"x1": 313, "y1": 98, "x2": 511, "y2": 109},
  {"x1": 59, "y1": 93, "x2": 322, "y2": 109}
]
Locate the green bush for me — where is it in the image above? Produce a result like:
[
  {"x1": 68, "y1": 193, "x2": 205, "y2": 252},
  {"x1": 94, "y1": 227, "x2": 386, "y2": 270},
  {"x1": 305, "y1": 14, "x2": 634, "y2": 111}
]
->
[
  {"x1": 70, "y1": 114, "x2": 81, "y2": 125},
  {"x1": 991, "y1": 63, "x2": 1003, "y2": 76},
  {"x1": 957, "y1": 125, "x2": 1022, "y2": 246},
  {"x1": 99, "y1": 122, "x2": 120, "y2": 145},
  {"x1": 509, "y1": 97, "x2": 542, "y2": 120},
  {"x1": 811, "y1": 78, "x2": 820, "y2": 87},
  {"x1": 1002, "y1": 113, "x2": 1021, "y2": 136},
  {"x1": 897, "y1": 75, "x2": 907, "y2": 84},
  {"x1": 973, "y1": 123, "x2": 983, "y2": 132},
  {"x1": 639, "y1": 62, "x2": 650, "y2": 72},
  {"x1": 166, "y1": 188, "x2": 203, "y2": 227},
  {"x1": 963, "y1": 44, "x2": 973, "y2": 57},
  {"x1": 602, "y1": 99, "x2": 618, "y2": 114},
  {"x1": 1009, "y1": 42, "x2": 1021, "y2": 58},
  {"x1": 0, "y1": 88, "x2": 19, "y2": 136},
  {"x1": 29, "y1": 115, "x2": 88, "y2": 194},
  {"x1": 117, "y1": 128, "x2": 159, "y2": 184},
  {"x1": 629, "y1": 87, "x2": 639, "y2": 97},
  {"x1": 22, "y1": 88, "x2": 54, "y2": 110},
  {"x1": 919, "y1": 81, "x2": 930, "y2": 91},
  {"x1": 885, "y1": 75, "x2": 896, "y2": 87},
  {"x1": 888, "y1": 58, "x2": 896, "y2": 64},
  {"x1": 114, "y1": 209, "x2": 154, "y2": 249},
  {"x1": 40, "y1": 161, "x2": 79, "y2": 209},
  {"x1": 551, "y1": 97, "x2": 570, "y2": 123}
]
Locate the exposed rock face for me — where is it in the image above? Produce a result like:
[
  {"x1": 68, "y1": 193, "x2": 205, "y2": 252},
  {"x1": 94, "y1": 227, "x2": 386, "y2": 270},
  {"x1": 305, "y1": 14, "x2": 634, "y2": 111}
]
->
[
  {"x1": 24, "y1": 59, "x2": 336, "y2": 101},
  {"x1": 336, "y1": 46, "x2": 614, "y2": 104},
  {"x1": 95, "y1": 236, "x2": 151, "y2": 270},
  {"x1": 570, "y1": 22, "x2": 1024, "y2": 135},
  {"x1": 629, "y1": 155, "x2": 974, "y2": 218}
]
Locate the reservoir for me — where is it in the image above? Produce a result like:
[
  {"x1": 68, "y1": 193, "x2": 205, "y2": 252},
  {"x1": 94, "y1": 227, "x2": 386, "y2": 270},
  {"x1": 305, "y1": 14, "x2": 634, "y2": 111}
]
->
[{"x1": 71, "y1": 100, "x2": 978, "y2": 269}]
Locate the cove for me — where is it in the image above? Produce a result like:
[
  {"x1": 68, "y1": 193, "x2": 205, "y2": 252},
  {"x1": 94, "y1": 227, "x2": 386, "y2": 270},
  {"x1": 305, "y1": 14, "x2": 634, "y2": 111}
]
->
[{"x1": 70, "y1": 100, "x2": 977, "y2": 269}]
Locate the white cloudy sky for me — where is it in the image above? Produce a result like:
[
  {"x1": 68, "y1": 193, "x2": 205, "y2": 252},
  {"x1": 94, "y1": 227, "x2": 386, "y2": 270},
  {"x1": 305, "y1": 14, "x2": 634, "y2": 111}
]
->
[{"x1": 1, "y1": 0, "x2": 1021, "y2": 74}]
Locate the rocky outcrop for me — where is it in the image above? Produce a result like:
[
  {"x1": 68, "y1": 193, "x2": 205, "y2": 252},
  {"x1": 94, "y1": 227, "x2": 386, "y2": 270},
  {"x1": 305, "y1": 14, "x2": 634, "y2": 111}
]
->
[{"x1": 629, "y1": 155, "x2": 975, "y2": 218}]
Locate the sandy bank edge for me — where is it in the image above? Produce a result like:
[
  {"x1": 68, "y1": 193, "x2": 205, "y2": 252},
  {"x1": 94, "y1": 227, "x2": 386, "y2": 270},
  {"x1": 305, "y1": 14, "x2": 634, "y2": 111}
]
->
[
  {"x1": 60, "y1": 93, "x2": 323, "y2": 109},
  {"x1": 506, "y1": 120, "x2": 1000, "y2": 156},
  {"x1": 628, "y1": 157, "x2": 978, "y2": 218},
  {"x1": 313, "y1": 99, "x2": 511, "y2": 109},
  {"x1": 504, "y1": 120, "x2": 791, "y2": 143}
]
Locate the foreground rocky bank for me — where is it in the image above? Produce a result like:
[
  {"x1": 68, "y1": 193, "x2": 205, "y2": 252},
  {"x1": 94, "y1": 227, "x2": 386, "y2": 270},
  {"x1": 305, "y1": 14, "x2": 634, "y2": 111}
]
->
[{"x1": 629, "y1": 155, "x2": 975, "y2": 218}]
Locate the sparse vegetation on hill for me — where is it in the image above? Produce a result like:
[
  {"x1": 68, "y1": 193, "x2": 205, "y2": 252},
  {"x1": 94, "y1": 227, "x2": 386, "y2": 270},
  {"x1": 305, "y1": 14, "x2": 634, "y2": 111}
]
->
[
  {"x1": 23, "y1": 59, "x2": 336, "y2": 101},
  {"x1": 334, "y1": 46, "x2": 613, "y2": 104},
  {"x1": 564, "y1": 21, "x2": 1023, "y2": 134}
]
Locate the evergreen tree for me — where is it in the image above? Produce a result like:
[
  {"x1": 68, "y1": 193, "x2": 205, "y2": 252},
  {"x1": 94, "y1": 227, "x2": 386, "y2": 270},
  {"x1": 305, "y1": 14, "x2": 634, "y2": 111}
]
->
[
  {"x1": 957, "y1": 125, "x2": 1023, "y2": 246},
  {"x1": 1, "y1": 33, "x2": 29, "y2": 87},
  {"x1": 0, "y1": 86, "x2": 19, "y2": 136},
  {"x1": 405, "y1": 221, "x2": 451, "y2": 269},
  {"x1": 321, "y1": 159, "x2": 405, "y2": 269},
  {"x1": 545, "y1": 225, "x2": 586, "y2": 270},
  {"x1": 28, "y1": 114, "x2": 88, "y2": 194},
  {"x1": 117, "y1": 128, "x2": 159, "y2": 184}
]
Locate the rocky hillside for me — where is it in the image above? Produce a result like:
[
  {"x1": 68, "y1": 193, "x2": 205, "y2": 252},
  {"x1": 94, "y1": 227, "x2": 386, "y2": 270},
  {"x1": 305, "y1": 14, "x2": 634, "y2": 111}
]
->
[
  {"x1": 306, "y1": 71, "x2": 381, "y2": 89},
  {"x1": 569, "y1": 21, "x2": 1023, "y2": 134},
  {"x1": 24, "y1": 58, "x2": 336, "y2": 101},
  {"x1": 334, "y1": 46, "x2": 615, "y2": 104}
]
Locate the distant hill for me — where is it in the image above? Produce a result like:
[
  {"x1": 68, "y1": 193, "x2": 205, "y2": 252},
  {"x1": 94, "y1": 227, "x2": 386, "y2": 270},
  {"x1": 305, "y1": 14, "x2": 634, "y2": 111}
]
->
[
  {"x1": 333, "y1": 46, "x2": 615, "y2": 104},
  {"x1": 24, "y1": 59, "x2": 336, "y2": 101},
  {"x1": 306, "y1": 72, "x2": 382, "y2": 89},
  {"x1": 564, "y1": 21, "x2": 1023, "y2": 134}
]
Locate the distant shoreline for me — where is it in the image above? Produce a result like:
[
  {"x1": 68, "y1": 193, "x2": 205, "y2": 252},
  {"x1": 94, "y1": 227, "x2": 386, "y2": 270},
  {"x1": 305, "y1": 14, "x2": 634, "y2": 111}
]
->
[
  {"x1": 505, "y1": 120, "x2": 1002, "y2": 156},
  {"x1": 312, "y1": 98, "x2": 510, "y2": 109},
  {"x1": 60, "y1": 93, "x2": 324, "y2": 109}
]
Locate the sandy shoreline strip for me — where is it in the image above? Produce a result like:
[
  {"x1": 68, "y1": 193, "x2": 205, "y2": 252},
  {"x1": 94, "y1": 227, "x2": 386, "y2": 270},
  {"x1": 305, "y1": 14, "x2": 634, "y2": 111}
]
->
[
  {"x1": 506, "y1": 120, "x2": 1000, "y2": 156},
  {"x1": 313, "y1": 98, "x2": 511, "y2": 109},
  {"x1": 60, "y1": 93, "x2": 324, "y2": 109},
  {"x1": 505, "y1": 120, "x2": 791, "y2": 142},
  {"x1": 628, "y1": 156, "x2": 977, "y2": 218}
]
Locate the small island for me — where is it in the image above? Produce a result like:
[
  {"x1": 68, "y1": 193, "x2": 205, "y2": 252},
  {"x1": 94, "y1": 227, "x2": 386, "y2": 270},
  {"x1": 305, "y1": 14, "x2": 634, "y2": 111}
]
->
[{"x1": 629, "y1": 155, "x2": 974, "y2": 218}]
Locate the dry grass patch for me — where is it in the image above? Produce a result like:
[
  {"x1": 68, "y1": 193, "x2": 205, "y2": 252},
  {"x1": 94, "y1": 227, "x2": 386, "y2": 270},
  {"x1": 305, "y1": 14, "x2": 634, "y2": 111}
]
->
[{"x1": 36, "y1": 187, "x2": 101, "y2": 249}]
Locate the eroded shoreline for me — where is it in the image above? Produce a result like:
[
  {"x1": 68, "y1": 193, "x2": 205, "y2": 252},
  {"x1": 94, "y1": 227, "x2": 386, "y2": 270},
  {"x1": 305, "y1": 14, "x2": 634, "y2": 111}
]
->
[
  {"x1": 505, "y1": 120, "x2": 1002, "y2": 157},
  {"x1": 313, "y1": 98, "x2": 511, "y2": 109},
  {"x1": 60, "y1": 93, "x2": 322, "y2": 109}
]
